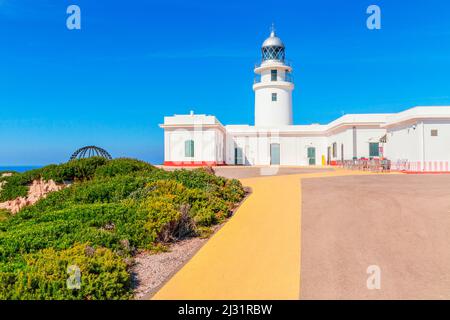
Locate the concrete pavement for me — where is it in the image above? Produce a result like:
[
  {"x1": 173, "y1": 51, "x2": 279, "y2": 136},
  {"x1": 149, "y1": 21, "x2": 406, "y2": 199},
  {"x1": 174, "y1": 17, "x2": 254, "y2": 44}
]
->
[{"x1": 300, "y1": 174, "x2": 450, "y2": 299}]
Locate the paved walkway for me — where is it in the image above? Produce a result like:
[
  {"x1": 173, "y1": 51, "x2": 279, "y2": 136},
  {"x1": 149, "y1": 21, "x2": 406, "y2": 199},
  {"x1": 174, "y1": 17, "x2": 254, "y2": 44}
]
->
[
  {"x1": 301, "y1": 174, "x2": 450, "y2": 299},
  {"x1": 152, "y1": 169, "x2": 373, "y2": 300}
]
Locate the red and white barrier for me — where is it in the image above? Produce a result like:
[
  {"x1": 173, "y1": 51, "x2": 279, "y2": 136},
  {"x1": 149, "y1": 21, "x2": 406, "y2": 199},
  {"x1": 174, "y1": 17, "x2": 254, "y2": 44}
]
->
[
  {"x1": 391, "y1": 161, "x2": 450, "y2": 173},
  {"x1": 163, "y1": 161, "x2": 225, "y2": 167}
]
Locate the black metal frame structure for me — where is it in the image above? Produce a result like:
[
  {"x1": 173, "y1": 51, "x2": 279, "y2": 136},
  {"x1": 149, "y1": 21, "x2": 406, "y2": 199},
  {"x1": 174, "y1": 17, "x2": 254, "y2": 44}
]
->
[{"x1": 70, "y1": 146, "x2": 113, "y2": 161}]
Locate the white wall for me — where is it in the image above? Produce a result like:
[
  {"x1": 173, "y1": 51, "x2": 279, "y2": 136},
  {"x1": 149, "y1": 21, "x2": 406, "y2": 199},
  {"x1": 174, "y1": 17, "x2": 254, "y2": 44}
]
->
[
  {"x1": 214, "y1": 130, "x2": 225, "y2": 164},
  {"x1": 254, "y1": 65, "x2": 293, "y2": 127},
  {"x1": 225, "y1": 132, "x2": 236, "y2": 165},
  {"x1": 327, "y1": 129, "x2": 352, "y2": 162},
  {"x1": 355, "y1": 128, "x2": 386, "y2": 158},
  {"x1": 254, "y1": 88, "x2": 292, "y2": 127},
  {"x1": 423, "y1": 120, "x2": 450, "y2": 162},
  {"x1": 279, "y1": 136, "x2": 327, "y2": 166},
  {"x1": 165, "y1": 128, "x2": 224, "y2": 164},
  {"x1": 165, "y1": 122, "x2": 450, "y2": 168},
  {"x1": 327, "y1": 127, "x2": 386, "y2": 161},
  {"x1": 225, "y1": 133, "x2": 327, "y2": 166},
  {"x1": 384, "y1": 120, "x2": 450, "y2": 171},
  {"x1": 384, "y1": 122, "x2": 422, "y2": 163}
]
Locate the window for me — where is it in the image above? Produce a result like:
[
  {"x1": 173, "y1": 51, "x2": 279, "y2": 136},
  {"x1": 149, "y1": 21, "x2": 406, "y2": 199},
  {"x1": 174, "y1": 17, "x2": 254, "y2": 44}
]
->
[
  {"x1": 262, "y1": 46, "x2": 285, "y2": 61},
  {"x1": 185, "y1": 140, "x2": 194, "y2": 157},
  {"x1": 369, "y1": 142, "x2": 379, "y2": 157},
  {"x1": 271, "y1": 69, "x2": 277, "y2": 81},
  {"x1": 234, "y1": 147, "x2": 243, "y2": 165},
  {"x1": 307, "y1": 147, "x2": 316, "y2": 165},
  {"x1": 431, "y1": 129, "x2": 438, "y2": 137},
  {"x1": 332, "y1": 142, "x2": 337, "y2": 158},
  {"x1": 285, "y1": 70, "x2": 292, "y2": 82},
  {"x1": 272, "y1": 93, "x2": 277, "y2": 101}
]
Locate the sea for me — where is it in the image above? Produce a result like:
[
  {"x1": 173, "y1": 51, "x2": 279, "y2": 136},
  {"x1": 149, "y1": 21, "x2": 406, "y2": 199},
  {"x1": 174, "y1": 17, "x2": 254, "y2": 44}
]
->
[{"x1": 0, "y1": 166, "x2": 42, "y2": 173}]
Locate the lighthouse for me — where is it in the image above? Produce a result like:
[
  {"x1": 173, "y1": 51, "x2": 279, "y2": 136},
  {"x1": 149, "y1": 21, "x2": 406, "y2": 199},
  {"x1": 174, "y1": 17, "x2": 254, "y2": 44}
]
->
[
  {"x1": 162, "y1": 27, "x2": 450, "y2": 170},
  {"x1": 253, "y1": 26, "x2": 294, "y2": 127}
]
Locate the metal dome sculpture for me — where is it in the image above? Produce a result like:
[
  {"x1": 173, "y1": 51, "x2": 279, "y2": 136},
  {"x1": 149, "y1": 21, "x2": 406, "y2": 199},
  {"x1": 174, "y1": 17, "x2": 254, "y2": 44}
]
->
[{"x1": 70, "y1": 146, "x2": 112, "y2": 161}]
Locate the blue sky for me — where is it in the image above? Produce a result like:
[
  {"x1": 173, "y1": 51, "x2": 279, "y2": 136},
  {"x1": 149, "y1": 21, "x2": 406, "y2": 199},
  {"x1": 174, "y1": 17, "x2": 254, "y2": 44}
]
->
[{"x1": 1, "y1": 0, "x2": 450, "y2": 165}]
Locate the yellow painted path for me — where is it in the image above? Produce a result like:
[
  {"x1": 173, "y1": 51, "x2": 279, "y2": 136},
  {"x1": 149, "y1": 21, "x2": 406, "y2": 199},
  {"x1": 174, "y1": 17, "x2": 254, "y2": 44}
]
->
[{"x1": 152, "y1": 169, "x2": 375, "y2": 300}]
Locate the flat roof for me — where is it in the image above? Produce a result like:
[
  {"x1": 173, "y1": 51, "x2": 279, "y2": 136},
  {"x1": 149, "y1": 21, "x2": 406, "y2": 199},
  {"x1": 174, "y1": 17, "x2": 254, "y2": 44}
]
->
[{"x1": 161, "y1": 106, "x2": 450, "y2": 133}]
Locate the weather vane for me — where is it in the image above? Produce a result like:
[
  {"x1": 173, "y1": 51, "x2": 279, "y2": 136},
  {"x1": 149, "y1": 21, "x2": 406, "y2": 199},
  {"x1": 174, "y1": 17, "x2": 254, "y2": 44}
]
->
[{"x1": 271, "y1": 22, "x2": 276, "y2": 35}]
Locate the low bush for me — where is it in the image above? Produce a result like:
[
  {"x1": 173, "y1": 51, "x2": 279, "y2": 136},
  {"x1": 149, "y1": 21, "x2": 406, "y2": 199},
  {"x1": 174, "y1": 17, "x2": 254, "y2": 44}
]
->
[
  {"x1": 94, "y1": 158, "x2": 155, "y2": 178},
  {"x1": 0, "y1": 209, "x2": 11, "y2": 222},
  {"x1": 0, "y1": 157, "x2": 109, "y2": 201},
  {"x1": 0, "y1": 243, "x2": 131, "y2": 300},
  {"x1": 193, "y1": 207, "x2": 217, "y2": 227},
  {"x1": 0, "y1": 203, "x2": 147, "y2": 259},
  {"x1": 0, "y1": 158, "x2": 246, "y2": 299},
  {"x1": 0, "y1": 182, "x2": 28, "y2": 201}
]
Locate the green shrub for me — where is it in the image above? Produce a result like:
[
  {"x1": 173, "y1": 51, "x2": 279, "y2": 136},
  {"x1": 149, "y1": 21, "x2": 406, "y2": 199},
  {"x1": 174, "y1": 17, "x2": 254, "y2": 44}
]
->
[
  {"x1": 0, "y1": 209, "x2": 11, "y2": 222},
  {"x1": 0, "y1": 182, "x2": 28, "y2": 201},
  {"x1": 140, "y1": 198, "x2": 185, "y2": 242},
  {"x1": 169, "y1": 168, "x2": 227, "y2": 190},
  {"x1": 0, "y1": 243, "x2": 131, "y2": 300},
  {"x1": 193, "y1": 207, "x2": 217, "y2": 227},
  {"x1": 0, "y1": 157, "x2": 109, "y2": 201},
  {"x1": 41, "y1": 157, "x2": 109, "y2": 182},
  {"x1": 70, "y1": 175, "x2": 149, "y2": 204},
  {"x1": 94, "y1": 158, "x2": 155, "y2": 178},
  {"x1": 222, "y1": 179, "x2": 246, "y2": 204},
  {"x1": 0, "y1": 159, "x2": 246, "y2": 299},
  {"x1": 0, "y1": 203, "x2": 151, "y2": 259}
]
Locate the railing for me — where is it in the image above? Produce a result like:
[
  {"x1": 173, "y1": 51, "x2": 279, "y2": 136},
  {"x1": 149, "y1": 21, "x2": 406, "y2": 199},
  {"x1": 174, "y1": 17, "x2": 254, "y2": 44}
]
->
[
  {"x1": 253, "y1": 73, "x2": 294, "y2": 84},
  {"x1": 390, "y1": 160, "x2": 450, "y2": 172},
  {"x1": 339, "y1": 159, "x2": 391, "y2": 172},
  {"x1": 254, "y1": 59, "x2": 292, "y2": 69},
  {"x1": 391, "y1": 159, "x2": 409, "y2": 171},
  {"x1": 340, "y1": 159, "x2": 450, "y2": 173}
]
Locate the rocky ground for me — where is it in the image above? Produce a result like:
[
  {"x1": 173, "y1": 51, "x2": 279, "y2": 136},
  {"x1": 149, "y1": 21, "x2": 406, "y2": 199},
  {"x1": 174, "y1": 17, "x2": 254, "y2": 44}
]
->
[{"x1": 0, "y1": 179, "x2": 64, "y2": 214}]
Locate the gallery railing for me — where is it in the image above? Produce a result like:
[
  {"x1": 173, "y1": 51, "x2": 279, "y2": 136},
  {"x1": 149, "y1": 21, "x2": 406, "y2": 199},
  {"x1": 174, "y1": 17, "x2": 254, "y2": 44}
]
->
[
  {"x1": 254, "y1": 60, "x2": 292, "y2": 69},
  {"x1": 253, "y1": 73, "x2": 294, "y2": 84}
]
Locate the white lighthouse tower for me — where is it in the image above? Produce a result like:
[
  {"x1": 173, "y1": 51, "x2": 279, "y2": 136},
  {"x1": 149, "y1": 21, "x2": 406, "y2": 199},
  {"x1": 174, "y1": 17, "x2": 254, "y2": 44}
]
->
[{"x1": 253, "y1": 26, "x2": 294, "y2": 127}]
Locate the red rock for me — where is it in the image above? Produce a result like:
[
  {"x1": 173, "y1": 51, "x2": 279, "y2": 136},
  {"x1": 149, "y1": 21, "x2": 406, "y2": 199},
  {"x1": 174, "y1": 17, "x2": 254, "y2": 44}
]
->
[{"x1": 0, "y1": 179, "x2": 64, "y2": 214}]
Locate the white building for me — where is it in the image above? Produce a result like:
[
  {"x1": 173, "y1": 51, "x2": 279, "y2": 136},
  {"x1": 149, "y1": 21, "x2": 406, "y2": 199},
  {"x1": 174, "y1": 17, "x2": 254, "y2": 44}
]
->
[{"x1": 161, "y1": 29, "x2": 450, "y2": 172}]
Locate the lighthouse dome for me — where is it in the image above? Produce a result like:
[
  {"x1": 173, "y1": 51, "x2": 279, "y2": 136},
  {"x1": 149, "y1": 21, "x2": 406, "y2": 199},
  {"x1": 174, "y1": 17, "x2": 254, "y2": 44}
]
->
[
  {"x1": 261, "y1": 28, "x2": 285, "y2": 62},
  {"x1": 262, "y1": 30, "x2": 285, "y2": 48}
]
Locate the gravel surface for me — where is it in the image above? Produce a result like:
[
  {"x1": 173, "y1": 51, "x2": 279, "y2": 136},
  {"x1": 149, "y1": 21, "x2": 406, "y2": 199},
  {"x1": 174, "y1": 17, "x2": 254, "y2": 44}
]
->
[{"x1": 132, "y1": 237, "x2": 209, "y2": 299}]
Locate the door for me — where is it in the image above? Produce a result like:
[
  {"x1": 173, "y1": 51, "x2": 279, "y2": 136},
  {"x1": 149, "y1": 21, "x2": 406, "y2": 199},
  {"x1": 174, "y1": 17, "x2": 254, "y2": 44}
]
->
[
  {"x1": 234, "y1": 147, "x2": 243, "y2": 165},
  {"x1": 270, "y1": 143, "x2": 280, "y2": 165},
  {"x1": 327, "y1": 146, "x2": 331, "y2": 165},
  {"x1": 307, "y1": 147, "x2": 316, "y2": 165}
]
